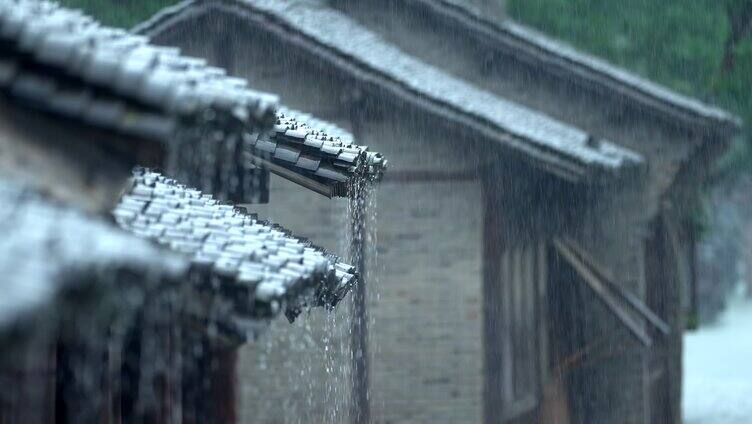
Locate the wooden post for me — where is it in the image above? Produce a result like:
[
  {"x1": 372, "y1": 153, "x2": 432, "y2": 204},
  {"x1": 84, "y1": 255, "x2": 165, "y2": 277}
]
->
[
  {"x1": 207, "y1": 345, "x2": 238, "y2": 424},
  {"x1": 688, "y1": 224, "x2": 699, "y2": 324},
  {"x1": 482, "y1": 164, "x2": 505, "y2": 424}
]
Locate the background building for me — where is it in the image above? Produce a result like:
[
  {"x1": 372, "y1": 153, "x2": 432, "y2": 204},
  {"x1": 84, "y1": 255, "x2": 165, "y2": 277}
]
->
[{"x1": 136, "y1": 1, "x2": 740, "y2": 423}]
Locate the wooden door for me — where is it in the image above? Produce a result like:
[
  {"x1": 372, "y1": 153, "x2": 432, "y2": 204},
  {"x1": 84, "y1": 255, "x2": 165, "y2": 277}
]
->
[
  {"x1": 484, "y1": 243, "x2": 548, "y2": 423},
  {"x1": 645, "y1": 217, "x2": 680, "y2": 424}
]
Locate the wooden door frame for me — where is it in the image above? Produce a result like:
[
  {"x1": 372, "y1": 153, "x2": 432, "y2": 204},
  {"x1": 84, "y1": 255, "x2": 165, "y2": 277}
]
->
[{"x1": 481, "y1": 166, "x2": 552, "y2": 424}]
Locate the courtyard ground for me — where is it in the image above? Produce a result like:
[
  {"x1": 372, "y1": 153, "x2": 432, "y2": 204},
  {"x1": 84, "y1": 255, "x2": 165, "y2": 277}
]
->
[{"x1": 684, "y1": 290, "x2": 752, "y2": 424}]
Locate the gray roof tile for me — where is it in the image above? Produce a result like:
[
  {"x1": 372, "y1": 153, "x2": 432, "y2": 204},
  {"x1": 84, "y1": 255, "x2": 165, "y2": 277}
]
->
[
  {"x1": 115, "y1": 170, "x2": 357, "y2": 319},
  {"x1": 47, "y1": 88, "x2": 92, "y2": 117},
  {"x1": 245, "y1": 107, "x2": 387, "y2": 196},
  {"x1": 295, "y1": 154, "x2": 320, "y2": 171},
  {"x1": 434, "y1": 0, "x2": 740, "y2": 130},
  {"x1": 0, "y1": 0, "x2": 280, "y2": 143},
  {"x1": 248, "y1": 0, "x2": 641, "y2": 171},
  {"x1": 1, "y1": 0, "x2": 386, "y2": 200},
  {"x1": 273, "y1": 144, "x2": 302, "y2": 163},
  {"x1": 0, "y1": 174, "x2": 354, "y2": 342}
]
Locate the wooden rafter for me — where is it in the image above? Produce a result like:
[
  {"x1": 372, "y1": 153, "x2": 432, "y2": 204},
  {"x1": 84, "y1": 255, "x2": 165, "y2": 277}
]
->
[
  {"x1": 561, "y1": 237, "x2": 670, "y2": 335},
  {"x1": 553, "y1": 238, "x2": 653, "y2": 347}
]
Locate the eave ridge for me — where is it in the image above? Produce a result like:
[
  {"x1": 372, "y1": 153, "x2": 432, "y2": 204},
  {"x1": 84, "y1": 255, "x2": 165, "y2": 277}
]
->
[{"x1": 424, "y1": 0, "x2": 742, "y2": 134}]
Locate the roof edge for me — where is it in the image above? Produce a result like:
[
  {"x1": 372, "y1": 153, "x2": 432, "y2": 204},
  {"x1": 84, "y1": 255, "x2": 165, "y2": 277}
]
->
[
  {"x1": 134, "y1": 0, "x2": 644, "y2": 183},
  {"x1": 419, "y1": 0, "x2": 742, "y2": 135},
  {"x1": 131, "y1": 0, "x2": 204, "y2": 35}
]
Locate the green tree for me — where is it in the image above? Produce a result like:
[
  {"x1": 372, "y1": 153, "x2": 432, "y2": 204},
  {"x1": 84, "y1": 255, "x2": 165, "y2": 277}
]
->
[
  {"x1": 721, "y1": 0, "x2": 752, "y2": 73},
  {"x1": 58, "y1": 0, "x2": 177, "y2": 28}
]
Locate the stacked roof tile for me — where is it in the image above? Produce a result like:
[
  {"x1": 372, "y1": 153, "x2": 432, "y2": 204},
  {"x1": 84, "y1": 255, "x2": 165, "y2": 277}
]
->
[
  {"x1": 248, "y1": 107, "x2": 387, "y2": 197},
  {"x1": 0, "y1": 0, "x2": 387, "y2": 201},
  {"x1": 115, "y1": 170, "x2": 357, "y2": 321},
  {"x1": 0, "y1": 0, "x2": 278, "y2": 140},
  {"x1": 0, "y1": 167, "x2": 359, "y2": 338},
  {"x1": 0, "y1": 0, "x2": 279, "y2": 203}
]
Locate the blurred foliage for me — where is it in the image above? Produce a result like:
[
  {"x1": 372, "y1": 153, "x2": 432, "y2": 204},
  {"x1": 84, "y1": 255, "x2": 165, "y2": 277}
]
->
[
  {"x1": 685, "y1": 311, "x2": 699, "y2": 331},
  {"x1": 508, "y1": 0, "x2": 752, "y2": 180},
  {"x1": 57, "y1": 0, "x2": 178, "y2": 28}
]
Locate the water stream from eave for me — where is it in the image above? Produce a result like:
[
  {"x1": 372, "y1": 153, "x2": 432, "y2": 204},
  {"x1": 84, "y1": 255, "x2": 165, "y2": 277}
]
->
[
  {"x1": 344, "y1": 176, "x2": 381, "y2": 424},
  {"x1": 235, "y1": 175, "x2": 379, "y2": 423}
]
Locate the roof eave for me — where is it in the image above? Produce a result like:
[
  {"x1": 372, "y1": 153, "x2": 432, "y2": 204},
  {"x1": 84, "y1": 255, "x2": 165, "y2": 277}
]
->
[
  {"x1": 414, "y1": 0, "x2": 742, "y2": 136},
  {"x1": 135, "y1": 0, "x2": 640, "y2": 184},
  {"x1": 246, "y1": 151, "x2": 335, "y2": 197}
]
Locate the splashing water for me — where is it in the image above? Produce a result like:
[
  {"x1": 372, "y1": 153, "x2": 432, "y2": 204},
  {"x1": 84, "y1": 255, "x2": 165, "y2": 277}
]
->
[{"x1": 232, "y1": 175, "x2": 380, "y2": 423}]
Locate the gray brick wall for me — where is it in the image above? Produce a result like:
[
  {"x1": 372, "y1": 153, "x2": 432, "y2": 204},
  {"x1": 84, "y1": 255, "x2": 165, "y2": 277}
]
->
[{"x1": 368, "y1": 179, "x2": 483, "y2": 423}]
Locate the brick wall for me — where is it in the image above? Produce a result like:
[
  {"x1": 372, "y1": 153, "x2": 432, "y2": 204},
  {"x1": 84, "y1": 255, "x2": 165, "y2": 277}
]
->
[{"x1": 368, "y1": 179, "x2": 483, "y2": 423}]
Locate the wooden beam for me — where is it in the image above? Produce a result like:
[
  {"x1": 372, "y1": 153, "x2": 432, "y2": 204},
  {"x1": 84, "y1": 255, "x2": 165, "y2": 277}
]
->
[
  {"x1": 661, "y1": 212, "x2": 691, "y2": 309},
  {"x1": 688, "y1": 225, "x2": 699, "y2": 323},
  {"x1": 382, "y1": 169, "x2": 478, "y2": 183},
  {"x1": 553, "y1": 239, "x2": 652, "y2": 347},
  {"x1": 562, "y1": 238, "x2": 670, "y2": 335},
  {"x1": 246, "y1": 152, "x2": 334, "y2": 198},
  {"x1": 536, "y1": 241, "x2": 550, "y2": 387}
]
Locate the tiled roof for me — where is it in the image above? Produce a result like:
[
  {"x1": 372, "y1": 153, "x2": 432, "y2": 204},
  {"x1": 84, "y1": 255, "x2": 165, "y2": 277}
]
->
[
  {"x1": 0, "y1": 0, "x2": 367, "y2": 339},
  {"x1": 0, "y1": 0, "x2": 278, "y2": 204},
  {"x1": 0, "y1": 171, "x2": 354, "y2": 342},
  {"x1": 0, "y1": 177, "x2": 187, "y2": 332},
  {"x1": 407, "y1": 0, "x2": 741, "y2": 133},
  {"x1": 0, "y1": 0, "x2": 279, "y2": 144},
  {"x1": 114, "y1": 170, "x2": 357, "y2": 321},
  {"x1": 135, "y1": 0, "x2": 644, "y2": 182},
  {"x1": 0, "y1": 0, "x2": 386, "y2": 200},
  {"x1": 248, "y1": 107, "x2": 387, "y2": 197}
]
